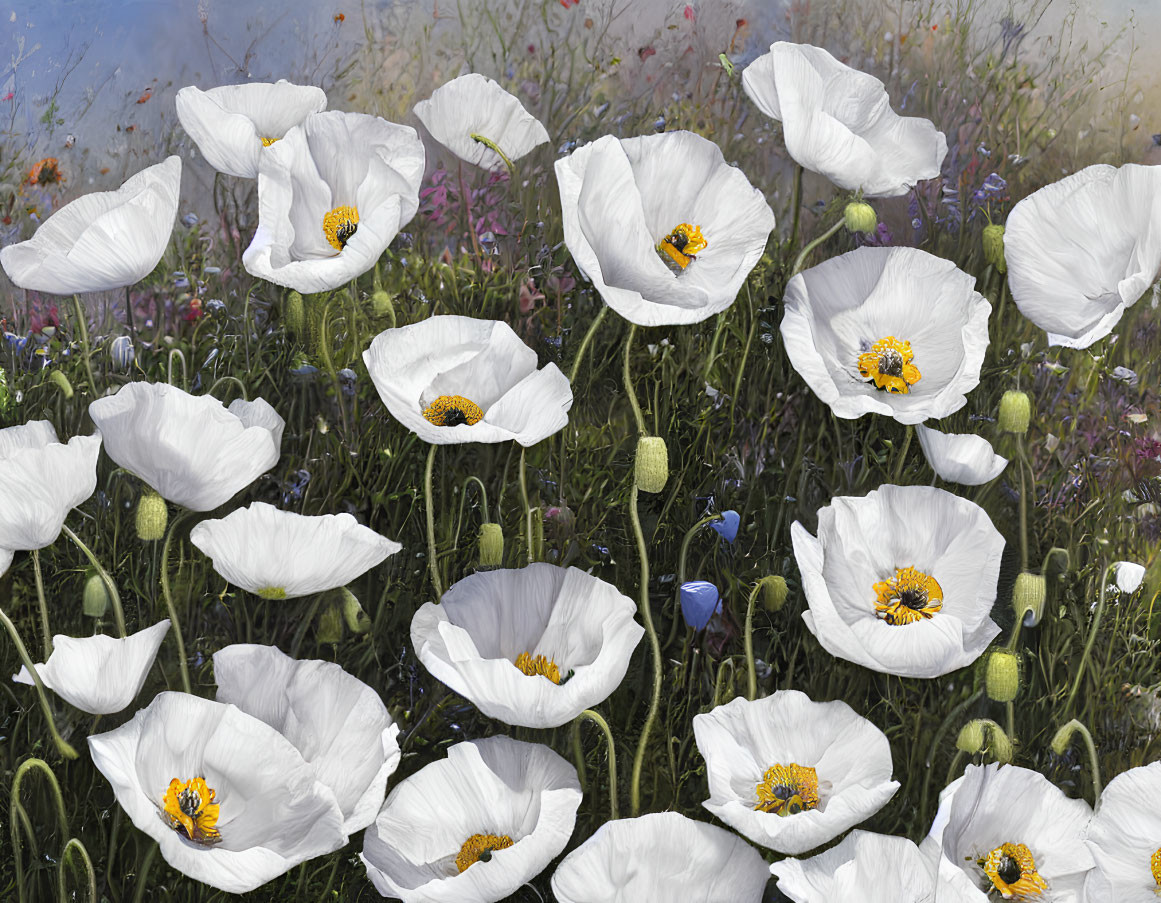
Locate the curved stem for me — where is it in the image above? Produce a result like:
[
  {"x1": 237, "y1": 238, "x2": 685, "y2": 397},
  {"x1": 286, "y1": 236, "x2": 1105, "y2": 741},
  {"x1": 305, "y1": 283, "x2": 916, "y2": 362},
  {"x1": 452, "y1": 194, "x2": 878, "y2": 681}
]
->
[
  {"x1": 1062, "y1": 719, "x2": 1102, "y2": 802},
  {"x1": 920, "y1": 688, "x2": 983, "y2": 824},
  {"x1": 69, "y1": 294, "x2": 99, "y2": 398},
  {"x1": 622, "y1": 325, "x2": 646, "y2": 436},
  {"x1": 159, "y1": 510, "x2": 192, "y2": 694},
  {"x1": 463, "y1": 476, "x2": 490, "y2": 523},
  {"x1": 628, "y1": 484, "x2": 662, "y2": 817},
  {"x1": 568, "y1": 306, "x2": 608, "y2": 384},
  {"x1": 58, "y1": 837, "x2": 96, "y2": 903},
  {"x1": 576, "y1": 709, "x2": 619, "y2": 821},
  {"x1": 713, "y1": 656, "x2": 736, "y2": 706},
  {"x1": 0, "y1": 608, "x2": 78, "y2": 759},
  {"x1": 425, "y1": 444, "x2": 443, "y2": 599},
  {"x1": 61, "y1": 525, "x2": 125, "y2": 637},
  {"x1": 206, "y1": 375, "x2": 249, "y2": 403},
  {"x1": 1064, "y1": 562, "x2": 1115, "y2": 716},
  {"x1": 457, "y1": 159, "x2": 484, "y2": 262},
  {"x1": 744, "y1": 581, "x2": 762, "y2": 701},
  {"x1": 31, "y1": 549, "x2": 52, "y2": 659},
  {"x1": 789, "y1": 216, "x2": 844, "y2": 277},
  {"x1": 166, "y1": 348, "x2": 187, "y2": 390},
  {"x1": 469, "y1": 133, "x2": 516, "y2": 178}
]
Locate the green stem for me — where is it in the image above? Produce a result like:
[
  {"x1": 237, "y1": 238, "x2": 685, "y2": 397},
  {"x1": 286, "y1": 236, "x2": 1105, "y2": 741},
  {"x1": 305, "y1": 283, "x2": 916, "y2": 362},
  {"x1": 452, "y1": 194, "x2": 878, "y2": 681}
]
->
[
  {"x1": 713, "y1": 656, "x2": 736, "y2": 706},
  {"x1": 463, "y1": 476, "x2": 490, "y2": 523},
  {"x1": 131, "y1": 843, "x2": 158, "y2": 903},
  {"x1": 69, "y1": 294, "x2": 99, "y2": 398},
  {"x1": 1064, "y1": 562, "x2": 1115, "y2": 716},
  {"x1": 892, "y1": 424, "x2": 913, "y2": 483},
  {"x1": 0, "y1": 609, "x2": 78, "y2": 759},
  {"x1": 469, "y1": 133, "x2": 516, "y2": 179},
  {"x1": 1017, "y1": 436, "x2": 1032, "y2": 572},
  {"x1": 31, "y1": 549, "x2": 52, "y2": 659},
  {"x1": 788, "y1": 163, "x2": 804, "y2": 250},
  {"x1": 425, "y1": 444, "x2": 443, "y2": 599},
  {"x1": 744, "y1": 582, "x2": 762, "y2": 701},
  {"x1": 628, "y1": 484, "x2": 662, "y2": 817},
  {"x1": 623, "y1": 325, "x2": 646, "y2": 436},
  {"x1": 520, "y1": 446, "x2": 535, "y2": 565},
  {"x1": 58, "y1": 837, "x2": 96, "y2": 903},
  {"x1": 568, "y1": 306, "x2": 608, "y2": 384},
  {"x1": 1061, "y1": 719, "x2": 1102, "y2": 802},
  {"x1": 790, "y1": 216, "x2": 845, "y2": 277},
  {"x1": 576, "y1": 709, "x2": 619, "y2": 820},
  {"x1": 159, "y1": 510, "x2": 192, "y2": 694},
  {"x1": 458, "y1": 159, "x2": 484, "y2": 263},
  {"x1": 60, "y1": 525, "x2": 126, "y2": 637}
]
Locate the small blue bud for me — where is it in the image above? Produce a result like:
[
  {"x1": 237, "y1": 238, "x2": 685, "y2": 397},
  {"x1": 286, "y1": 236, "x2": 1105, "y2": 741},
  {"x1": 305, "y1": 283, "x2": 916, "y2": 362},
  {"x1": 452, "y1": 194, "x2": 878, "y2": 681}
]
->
[
  {"x1": 709, "y1": 510, "x2": 741, "y2": 544},
  {"x1": 680, "y1": 581, "x2": 721, "y2": 631}
]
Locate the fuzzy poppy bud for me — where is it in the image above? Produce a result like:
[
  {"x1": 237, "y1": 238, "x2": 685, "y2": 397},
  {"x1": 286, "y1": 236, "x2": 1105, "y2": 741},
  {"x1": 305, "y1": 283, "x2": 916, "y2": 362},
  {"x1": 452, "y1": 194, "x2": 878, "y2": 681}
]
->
[
  {"x1": 986, "y1": 650, "x2": 1020, "y2": 702},
  {"x1": 370, "y1": 289, "x2": 396, "y2": 325},
  {"x1": 843, "y1": 201, "x2": 878, "y2": 235},
  {"x1": 478, "y1": 522, "x2": 504, "y2": 568},
  {"x1": 635, "y1": 436, "x2": 668, "y2": 493},
  {"x1": 988, "y1": 724, "x2": 1014, "y2": 764},
  {"x1": 998, "y1": 390, "x2": 1031, "y2": 434},
  {"x1": 956, "y1": 720, "x2": 986, "y2": 754},
  {"x1": 47, "y1": 369, "x2": 73, "y2": 400},
  {"x1": 340, "y1": 587, "x2": 371, "y2": 634},
  {"x1": 316, "y1": 602, "x2": 343, "y2": 644},
  {"x1": 1050, "y1": 718, "x2": 1085, "y2": 756},
  {"x1": 982, "y1": 223, "x2": 1006, "y2": 273},
  {"x1": 135, "y1": 491, "x2": 168, "y2": 542},
  {"x1": 285, "y1": 290, "x2": 305, "y2": 338},
  {"x1": 758, "y1": 575, "x2": 789, "y2": 612},
  {"x1": 82, "y1": 570, "x2": 110, "y2": 618},
  {"x1": 1013, "y1": 572, "x2": 1046, "y2": 626}
]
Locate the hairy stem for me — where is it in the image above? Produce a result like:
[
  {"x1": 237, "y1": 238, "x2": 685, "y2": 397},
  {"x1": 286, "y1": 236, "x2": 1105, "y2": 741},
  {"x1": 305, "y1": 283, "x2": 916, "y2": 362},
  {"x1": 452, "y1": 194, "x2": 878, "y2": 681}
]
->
[{"x1": 628, "y1": 484, "x2": 662, "y2": 817}]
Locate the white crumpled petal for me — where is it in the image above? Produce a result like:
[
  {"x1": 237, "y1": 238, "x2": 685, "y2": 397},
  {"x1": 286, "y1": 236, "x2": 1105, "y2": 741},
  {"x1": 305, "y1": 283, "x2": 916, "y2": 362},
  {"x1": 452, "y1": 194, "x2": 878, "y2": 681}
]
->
[
  {"x1": 0, "y1": 547, "x2": 11, "y2": 578},
  {"x1": 791, "y1": 484, "x2": 1004, "y2": 678},
  {"x1": 190, "y1": 502, "x2": 400, "y2": 599},
  {"x1": 13, "y1": 619, "x2": 170, "y2": 715},
  {"x1": 1084, "y1": 762, "x2": 1161, "y2": 903},
  {"x1": 411, "y1": 563, "x2": 644, "y2": 728},
  {"x1": 88, "y1": 382, "x2": 284, "y2": 511},
  {"x1": 921, "y1": 764, "x2": 1093, "y2": 903},
  {"x1": 770, "y1": 830, "x2": 936, "y2": 903},
  {"x1": 781, "y1": 246, "x2": 991, "y2": 424},
  {"x1": 916, "y1": 424, "x2": 1007, "y2": 485},
  {"x1": 414, "y1": 73, "x2": 548, "y2": 171},
  {"x1": 742, "y1": 42, "x2": 947, "y2": 197},
  {"x1": 0, "y1": 420, "x2": 101, "y2": 550},
  {"x1": 551, "y1": 811, "x2": 770, "y2": 903},
  {"x1": 0, "y1": 157, "x2": 181, "y2": 294},
  {"x1": 213, "y1": 644, "x2": 400, "y2": 833},
  {"x1": 361, "y1": 735, "x2": 581, "y2": 903},
  {"x1": 176, "y1": 80, "x2": 327, "y2": 178},
  {"x1": 243, "y1": 110, "x2": 424, "y2": 293},
  {"x1": 88, "y1": 692, "x2": 348, "y2": 894},
  {"x1": 364, "y1": 315, "x2": 573, "y2": 446},
  {"x1": 1005, "y1": 163, "x2": 1161, "y2": 349},
  {"x1": 693, "y1": 690, "x2": 899, "y2": 855},
  {"x1": 556, "y1": 130, "x2": 775, "y2": 326},
  {"x1": 1114, "y1": 561, "x2": 1147, "y2": 594}
]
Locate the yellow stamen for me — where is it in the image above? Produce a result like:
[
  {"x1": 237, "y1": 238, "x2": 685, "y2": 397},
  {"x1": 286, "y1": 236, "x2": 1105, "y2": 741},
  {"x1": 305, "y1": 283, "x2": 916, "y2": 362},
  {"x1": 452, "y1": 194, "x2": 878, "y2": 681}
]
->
[
  {"x1": 857, "y1": 336, "x2": 921, "y2": 394},
  {"x1": 658, "y1": 223, "x2": 707, "y2": 272},
  {"x1": 162, "y1": 776, "x2": 222, "y2": 845},
  {"x1": 514, "y1": 652, "x2": 561, "y2": 684},
  {"x1": 257, "y1": 586, "x2": 287, "y2": 600},
  {"x1": 323, "y1": 205, "x2": 359, "y2": 252},
  {"x1": 260, "y1": 136, "x2": 279, "y2": 147},
  {"x1": 1152, "y1": 847, "x2": 1161, "y2": 887},
  {"x1": 422, "y1": 395, "x2": 483, "y2": 427},
  {"x1": 979, "y1": 843, "x2": 1048, "y2": 898},
  {"x1": 874, "y1": 567, "x2": 943, "y2": 625},
  {"x1": 754, "y1": 763, "x2": 819, "y2": 816},
  {"x1": 455, "y1": 832, "x2": 513, "y2": 872}
]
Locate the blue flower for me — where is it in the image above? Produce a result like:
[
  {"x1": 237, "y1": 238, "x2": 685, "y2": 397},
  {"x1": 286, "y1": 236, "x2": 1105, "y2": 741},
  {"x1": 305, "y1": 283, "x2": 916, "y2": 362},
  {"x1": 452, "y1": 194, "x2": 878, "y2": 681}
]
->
[
  {"x1": 680, "y1": 581, "x2": 722, "y2": 631},
  {"x1": 709, "y1": 510, "x2": 741, "y2": 544}
]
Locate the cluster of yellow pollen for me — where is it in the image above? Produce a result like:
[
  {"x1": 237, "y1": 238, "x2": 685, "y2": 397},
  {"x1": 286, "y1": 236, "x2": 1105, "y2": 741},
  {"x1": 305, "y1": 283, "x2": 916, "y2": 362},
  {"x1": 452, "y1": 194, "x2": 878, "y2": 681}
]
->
[
  {"x1": 874, "y1": 566, "x2": 943, "y2": 626},
  {"x1": 857, "y1": 336, "x2": 921, "y2": 394},
  {"x1": 322, "y1": 205, "x2": 360, "y2": 251},
  {"x1": 979, "y1": 842, "x2": 1048, "y2": 898},
  {"x1": 260, "y1": 136, "x2": 280, "y2": 147},
  {"x1": 455, "y1": 832, "x2": 514, "y2": 872},
  {"x1": 28, "y1": 158, "x2": 65, "y2": 187},
  {"x1": 657, "y1": 223, "x2": 707, "y2": 272},
  {"x1": 514, "y1": 652, "x2": 561, "y2": 684},
  {"x1": 754, "y1": 762, "x2": 820, "y2": 816},
  {"x1": 1152, "y1": 847, "x2": 1161, "y2": 887},
  {"x1": 422, "y1": 395, "x2": 484, "y2": 427},
  {"x1": 162, "y1": 776, "x2": 222, "y2": 845},
  {"x1": 257, "y1": 586, "x2": 288, "y2": 600}
]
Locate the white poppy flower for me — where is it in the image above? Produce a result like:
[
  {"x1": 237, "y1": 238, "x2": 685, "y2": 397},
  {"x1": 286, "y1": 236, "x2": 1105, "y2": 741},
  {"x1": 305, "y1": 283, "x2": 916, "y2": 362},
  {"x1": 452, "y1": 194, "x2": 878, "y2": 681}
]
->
[
  {"x1": 791, "y1": 484, "x2": 1004, "y2": 678},
  {"x1": 88, "y1": 382, "x2": 284, "y2": 511},
  {"x1": 781, "y1": 246, "x2": 991, "y2": 424},
  {"x1": 921, "y1": 763, "x2": 1093, "y2": 903},
  {"x1": 742, "y1": 42, "x2": 947, "y2": 197},
  {"x1": 13, "y1": 619, "x2": 170, "y2": 715},
  {"x1": 413, "y1": 73, "x2": 549, "y2": 171},
  {"x1": 361, "y1": 735, "x2": 581, "y2": 903},
  {"x1": 0, "y1": 420, "x2": 101, "y2": 550},
  {"x1": 770, "y1": 830, "x2": 936, "y2": 903},
  {"x1": 0, "y1": 157, "x2": 181, "y2": 295},
  {"x1": 550, "y1": 811, "x2": 771, "y2": 903},
  {"x1": 1005, "y1": 164, "x2": 1161, "y2": 348},
  {"x1": 213, "y1": 644, "x2": 400, "y2": 833},
  {"x1": 692, "y1": 690, "x2": 899, "y2": 855},
  {"x1": 1084, "y1": 762, "x2": 1161, "y2": 902},
  {"x1": 916, "y1": 424, "x2": 1007, "y2": 486},
  {"x1": 411, "y1": 563, "x2": 644, "y2": 728},
  {"x1": 175, "y1": 80, "x2": 327, "y2": 179},
  {"x1": 189, "y1": 502, "x2": 401, "y2": 600},
  {"x1": 1114, "y1": 560, "x2": 1147, "y2": 594},
  {"x1": 88, "y1": 691, "x2": 348, "y2": 894},
  {"x1": 555, "y1": 130, "x2": 775, "y2": 326},
  {"x1": 363, "y1": 316, "x2": 572, "y2": 446},
  {"x1": 242, "y1": 110, "x2": 425, "y2": 294},
  {"x1": 0, "y1": 547, "x2": 11, "y2": 578}
]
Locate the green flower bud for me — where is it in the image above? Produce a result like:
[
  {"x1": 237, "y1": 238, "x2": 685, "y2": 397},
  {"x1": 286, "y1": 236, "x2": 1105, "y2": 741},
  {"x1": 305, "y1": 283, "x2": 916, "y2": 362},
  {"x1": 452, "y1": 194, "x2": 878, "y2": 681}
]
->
[
  {"x1": 1013, "y1": 572, "x2": 1046, "y2": 626},
  {"x1": 985, "y1": 650, "x2": 1020, "y2": 703},
  {"x1": 635, "y1": 436, "x2": 668, "y2": 493},
  {"x1": 136, "y1": 491, "x2": 168, "y2": 542},
  {"x1": 82, "y1": 570, "x2": 110, "y2": 618},
  {"x1": 340, "y1": 587, "x2": 371, "y2": 634},
  {"x1": 479, "y1": 523, "x2": 505, "y2": 568},
  {"x1": 982, "y1": 224, "x2": 1006, "y2": 273},
  {"x1": 285, "y1": 291, "x2": 305, "y2": 338},
  {"x1": 370, "y1": 290, "x2": 396, "y2": 325},
  {"x1": 988, "y1": 724, "x2": 1014, "y2": 764},
  {"x1": 998, "y1": 390, "x2": 1031, "y2": 434},
  {"x1": 843, "y1": 201, "x2": 878, "y2": 235},
  {"x1": 316, "y1": 602, "x2": 344, "y2": 644},
  {"x1": 1051, "y1": 718, "x2": 1084, "y2": 756},
  {"x1": 956, "y1": 720, "x2": 986, "y2": 754},
  {"x1": 47, "y1": 369, "x2": 73, "y2": 400},
  {"x1": 758, "y1": 575, "x2": 789, "y2": 612}
]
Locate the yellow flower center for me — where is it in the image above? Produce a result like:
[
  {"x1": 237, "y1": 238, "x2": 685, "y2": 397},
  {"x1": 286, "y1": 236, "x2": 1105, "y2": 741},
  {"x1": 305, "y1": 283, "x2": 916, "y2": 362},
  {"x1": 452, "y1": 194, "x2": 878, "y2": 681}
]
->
[
  {"x1": 754, "y1": 762, "x2": 819, "y2": 816},
  {"x1": 323, "y1": 205, "x2": 359, "y2": 251},
  {"x1": 857, "y1": 336, "x2": 921, "y2": 394},
  {"x1": 260, "y1": 136, "x2": 279, "y2": 147},
  {"x1": 657, "y1": 223, "x2": 707, "y2": 273},
  {"x1": 874, "y1": 567, "x2": 943, "y2": 625},
  {"x1": 257, "y1": 586, "x2": 287, "y2": 600},
  {"x1": 422, "y1": 395, "x2": 483, "y2": 427},
  {"x1": 514, "y1": 652, "x2": 561, "y2": 684},
  {"x1": 1152, "y1": 847, "x2": 1161, "y2": 887},
  {"x1": 979, "y1": 843, "x2": 1048, "y2": 898},
  {"x1": 455, "y1": 832, "x2": 514, "y2": 872},
  {"x1": 162, "y1": 776, "x2": 222, "y2": 845}
]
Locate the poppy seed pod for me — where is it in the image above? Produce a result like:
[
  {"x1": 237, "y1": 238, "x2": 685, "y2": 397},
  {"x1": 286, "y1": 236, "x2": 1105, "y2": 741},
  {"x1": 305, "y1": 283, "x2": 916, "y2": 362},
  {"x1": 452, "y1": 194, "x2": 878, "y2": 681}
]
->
[
  {"x1": 83, "y1": 570, "x2": 110, "y2": 618},
  {"x1": 999, "y1": 390, "x2": 1031, "y2": 434},
  {"x1": 758, "y1": 575, "x2": 789, "y2": 612},
  {"x1": 844, "y1": 201, "x2": 878, "y2": 235},
  {"x1": 1013, "y1": 571, "x2": 1046, "y2": 626},
  {"x1": 986, "y1": 650, "x2": 1020, "y2": 702},
  {"x1": 982, "y1": 223, "x2": 1006, "y2": 273},
  {"x1": 1050, "y1": 720, "x2": 1080, "y2": 756},
  {"x1": 284, "y1": 290, "x2": 305, "y2": 337},
  {"x1": 47, "y1": 369, "x2": 73, "y2": 399},
  {"x1": 136, "y1": 491, "x2": 168, "y2": 542},
  {"x1": 478, "y1": 522, "x2": 504, "y2": 568},
  {"x1": 316, "y1": 602, "x2": 343, "y2": 644},
  {"x1": 956, "y1": 719, "x2": 986, "y2": 754},
  {"x1": 635, "y1": 436, "x2": 668, "y2": 493}
]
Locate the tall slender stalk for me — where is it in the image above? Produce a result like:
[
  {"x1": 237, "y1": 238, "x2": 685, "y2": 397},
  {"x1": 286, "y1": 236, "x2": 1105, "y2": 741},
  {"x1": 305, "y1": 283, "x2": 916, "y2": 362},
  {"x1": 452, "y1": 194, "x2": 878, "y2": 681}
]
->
[
  {"x1": 568, "y1": 306, "x2": 608, "y2": 384},
  {"x1": 159, "y1": 510, "x2": 192, "y2": 694},
  {"x1": 1064, "y1": 562, "x2": 1114, "y2": 716},
  {"x1": 575, "y1": 709, "x2": 619, "y2": 820},
  {"x1": 623, "y1": 325, "x2": 646, "y2": 436},
  {"x1": 0, "y1": 608, "x2": 77, "y2": 759},
  {"x1": 69, "y1": 294, "x2": 99, "y2": 398},
  {"x1": 789, "y1": 217, "x2": 845, "y2": 277},
  {"x1": 31, "y1": 549, "x2": 52, "y2": 659},
  {"x1": 744, "y1": 581, "x2": 763, "y2": 701},
  {"x1": 628, "y1": 483, "x2": 662, "y2": 816},
  {"x1": 425, "y1": 444, "x2": 443, "y2": 599}
]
